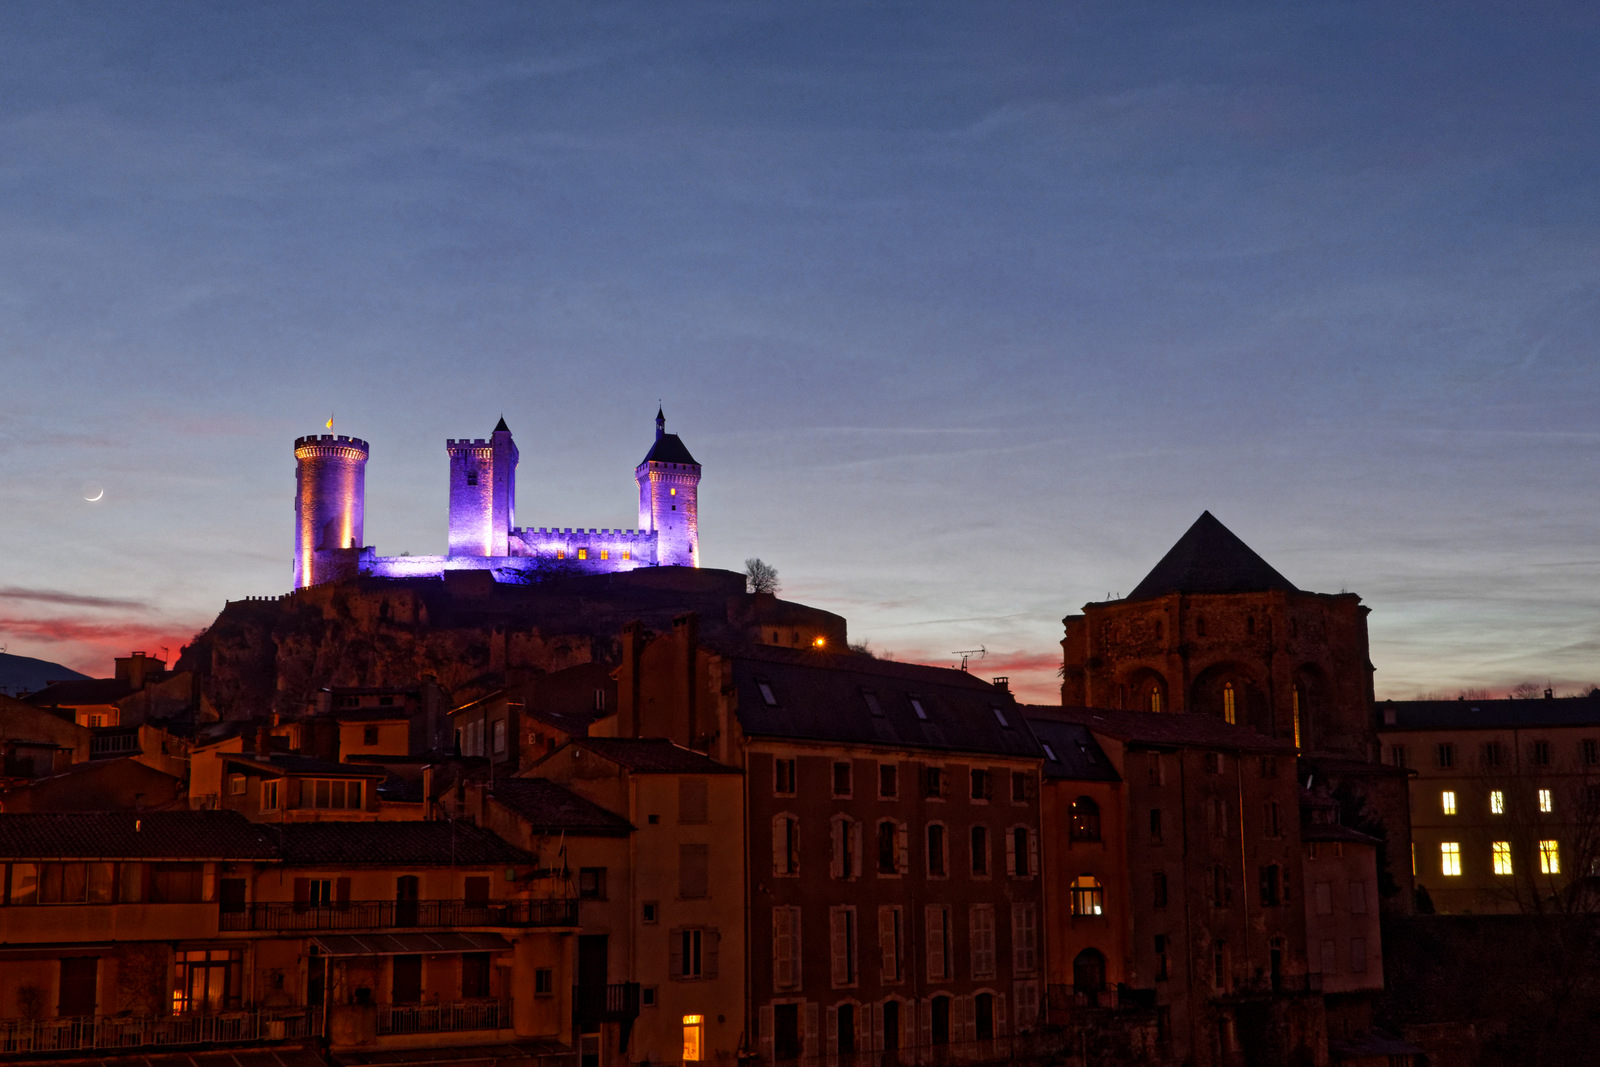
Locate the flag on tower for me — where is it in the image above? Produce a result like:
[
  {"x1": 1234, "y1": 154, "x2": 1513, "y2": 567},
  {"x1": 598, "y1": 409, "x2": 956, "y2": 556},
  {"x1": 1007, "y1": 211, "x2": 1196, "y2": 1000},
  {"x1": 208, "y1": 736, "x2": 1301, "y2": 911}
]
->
[{"x1": 326, "y1": 414, "x2": 334, "y2": 431}]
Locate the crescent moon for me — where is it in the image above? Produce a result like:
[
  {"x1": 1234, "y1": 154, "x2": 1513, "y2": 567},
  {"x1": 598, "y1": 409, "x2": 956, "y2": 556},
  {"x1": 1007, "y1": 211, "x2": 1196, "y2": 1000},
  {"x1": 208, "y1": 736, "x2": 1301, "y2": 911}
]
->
[{"x1": 86, "y1": 489, "x2": 104, "y2": 502}]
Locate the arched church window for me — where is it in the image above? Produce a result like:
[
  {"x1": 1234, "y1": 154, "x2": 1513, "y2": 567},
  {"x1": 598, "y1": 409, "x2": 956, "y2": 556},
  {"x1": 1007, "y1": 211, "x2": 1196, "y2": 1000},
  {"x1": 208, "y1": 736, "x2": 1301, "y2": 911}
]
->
[
  {"x1": 1148, "y1": 688, "x2": 1162, "y2": 713},
  {"x1": 1222, "y1": 683, "x2": 1236, "y2": 725}
]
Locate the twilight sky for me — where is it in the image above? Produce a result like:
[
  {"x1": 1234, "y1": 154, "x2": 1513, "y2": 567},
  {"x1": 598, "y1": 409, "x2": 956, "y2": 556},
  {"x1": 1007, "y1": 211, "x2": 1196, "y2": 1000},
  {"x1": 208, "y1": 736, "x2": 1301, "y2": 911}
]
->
[{"x1": 1, "y1": 2, "x2": 1597, "y2": 702}]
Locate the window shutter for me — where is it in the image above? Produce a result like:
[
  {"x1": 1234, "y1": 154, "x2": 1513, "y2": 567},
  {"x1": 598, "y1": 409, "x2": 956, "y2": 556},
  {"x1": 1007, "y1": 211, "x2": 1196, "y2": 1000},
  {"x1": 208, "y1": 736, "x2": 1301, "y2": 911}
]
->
[
  {"x1": 859, "y1": 1003, "x2": 874, "y2": 1054},
  {"x1": 804, "y1": 1003, "x2": 820, "y2": 1059},
  {"x1": 705, "y1": 928, "x2": 720, "y2": 978},
  {"x1": 680, "y1": 844, "x2": 709, "y2": 899},
  {"x1": 995, "y1": 994, "x2": 1007, "y2": 1037},
  {"x1": 895, "y1": 823, "x2": 909, "y2": 873},
  {"x1": 879, "y1": 907, "x2": 898, "y2": 980},
  {"x1": 678, "y1": 777, "x2": 709, "y2": 824},
  {"x1": 919, "y1": 999, "x2": 932, "y2": 1049},
  {"x1": 851, "y1": 820, "x2": 863, "y2": 880},
  {"x1": 759, "y1": 1006, "x2": 774, "y2": 1062},
  {"x1": 335, "y1": 877, "x2": 351, "y2": 905},
  {"x1": 873, "y1": 1001, "x2": 885, "y2": 1052},
  {"x1": 1028, "y1": 830, "x2": 1039, "y2": 878},
  {"x1": 1005, "y1": 830, "x2": 1017, "y2": 876},
  {"x1": 830, "y1": 819, "x2": 843, "y2": 879},
  {"x1": 827, "y1": 1005, "x2": 838, "y2": 1056},
  {"x1": 669, "y1": 928, "x2": 684, "y2": 979},
  {"x1": 293, "y1": 878, "x2": 310, "y2": 905},
  {"x1": 774, "y1": 908, "x2": 799, "y2": 989},
  {"x1": 960, "y1": 995, "x2": 975, "y2": 1042},
  {"x1": 831, "y1": 908, "x2": 849, "y2": 986},
  {"x1": 926, "y1": 905, "x2": 945, "y2": 980},
  {"x1": 773, "y1": 816, "x2": 787, "y2": 874}
]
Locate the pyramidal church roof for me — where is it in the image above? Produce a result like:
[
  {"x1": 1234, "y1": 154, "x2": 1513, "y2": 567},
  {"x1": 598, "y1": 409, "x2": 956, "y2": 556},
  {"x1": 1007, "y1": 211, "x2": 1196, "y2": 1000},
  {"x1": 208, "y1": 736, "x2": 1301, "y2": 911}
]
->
[{"x1": 1125, "y1": 511, "x2": 1297, "y2": 601}]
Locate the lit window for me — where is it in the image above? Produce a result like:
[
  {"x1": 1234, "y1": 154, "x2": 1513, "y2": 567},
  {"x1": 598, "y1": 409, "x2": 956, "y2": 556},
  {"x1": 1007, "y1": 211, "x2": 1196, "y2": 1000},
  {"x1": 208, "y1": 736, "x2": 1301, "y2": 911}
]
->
[
  {"x1": 577, "y1": 548, "x2": 587, "y2": 560},
  {"x1": 1490, "y1": 790, "x2": 1505, "y2": 815},
  {"x1": 1291, "y1": 686, "x2": 1302, "y2": 749},
  {"x1": 682, "y1": 1015, "x2": 703, "y2": 1061},
  {"x1": 1441, "y1": 791, "x2": 1456, "y2": 816},
  {"x1": 1440, "y1": 842, "x2": 1461, "y2": 877},
  {"x1": 600, "y1": 549, "x2": 608, "y2": 560},
  {"x1": 1539, "y1": 789, "x2": 1553, "y2": 813},
  {"x1": 623, "y1": 550, "x2": 631, "y2": 560},
  {"x1": 1540, "y1": 840, "x2": 1561, "y2": 874},
  {"x1": 1069, "y1": 875, "x2": 1104, "y2": 916},
  {"x1": 670, "y1": 488, "x2": 677, "y2": 496},
  {"x1": 1222, "y1": 682, "x2": 1236, "y2": 725},
  {"x1": 1492, "y1": 841, "x2": 1512, "y2": 875},
  {"x1": 557, "y1": 550, "x2": 565, "y2": 560}
]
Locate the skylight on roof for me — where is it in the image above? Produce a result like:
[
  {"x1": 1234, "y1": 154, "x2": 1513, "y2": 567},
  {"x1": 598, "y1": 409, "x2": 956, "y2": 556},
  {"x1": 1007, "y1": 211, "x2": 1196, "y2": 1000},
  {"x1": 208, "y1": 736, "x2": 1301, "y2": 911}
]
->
[
  {"x1": 992, "y1": 707, "x2": 1011, "y2": 728},
  {"x1": 862, "y1": 690, "x2": 884, "y2": 717},
  {"x1": 910, "y1": 697, "x2": 928, "y2": 721},
  {"x1": 757, "y1": 682, "x2": 778, "y2": 707},
  {"x1": 1078, "y1": 741, "x2": 1097, "y2": 764},
  {"x1": 1042, "y1": 743, "x2": 1059, "y2": 762}
]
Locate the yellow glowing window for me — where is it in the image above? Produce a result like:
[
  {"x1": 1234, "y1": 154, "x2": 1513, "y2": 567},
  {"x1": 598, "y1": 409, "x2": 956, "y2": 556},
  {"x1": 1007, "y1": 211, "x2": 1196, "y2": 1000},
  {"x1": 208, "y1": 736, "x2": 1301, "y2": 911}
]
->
[
  {"x1": 1540, "y1": 840, "x2": 1560, "y2": 874},
  {"x1": 1492, "y1": 841, "x2": 1512, "y2": 875},
  {"x1": 671, "y1": 487, "x2": 677, "y2": 496},
  {"x1": 600, "y1": 549, "x2": 608, "y2": 560},
  {"x1": 623, "y1": 550, "x2": 631, "y2": 560},
  {"x1": 1440, "y1": 842, "x2": 1461, "y2": 877},
  {"x1": 1291, "y1": 686, "x2": 1301, "y2": 749},
  {"x1": 1539, "y1": 789, "x2": 1553, "y2": 813},
  {"x1": 577, "y1": 548, "x2": 587, "y2": 560},
  {"x1": 1222, "y1": 683, "x2": 1236, "y2": 725},
  {"x1": 1490, "y1": 790, "x2": 1504, "y2": 814},
  {"x1": 1441, "y1": 791, "x2": 1456, "y2": 816},
  {"x1": 557, "y1": 550, "x2": 565, "y2": 560},
  {"x1": 682, "y1": 1015, "x2": 703, "y2": 1062}
]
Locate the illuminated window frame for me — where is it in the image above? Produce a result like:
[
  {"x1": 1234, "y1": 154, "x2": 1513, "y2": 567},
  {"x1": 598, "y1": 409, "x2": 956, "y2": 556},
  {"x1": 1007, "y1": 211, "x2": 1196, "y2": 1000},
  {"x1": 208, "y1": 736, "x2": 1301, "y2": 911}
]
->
[
  {"x1": 1539, "y1": 789, "x2": 1553, "y2": 813},
  {"x1": 682, "y1": 1015, "x2": 703, "y2": 1062},
  {"x1": 1441, "y1": 791, "x2": 1456, "y2": 816},
  {"x1": 1222, "y1": 683, "x2": 1236, "y2": 725},
  {"x1": 1540, "y1": 840, "x2": 1560, "y2": 875},
  {"x1": 1440, "y1": 842, "x2": 1462, "y2": 877},
  {"x1": 1490, "y1": 790, "x2": 1505, "y2": 815},
  {"x1": 1492, "y1": 841, "x2": 1512, "y2": 875}
]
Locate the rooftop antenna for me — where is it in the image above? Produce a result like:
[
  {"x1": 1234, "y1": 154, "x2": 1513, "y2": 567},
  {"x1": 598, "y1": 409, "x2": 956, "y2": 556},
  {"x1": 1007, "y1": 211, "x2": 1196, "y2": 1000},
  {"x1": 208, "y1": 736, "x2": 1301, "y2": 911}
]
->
[{"x1": 953, "y1": 647, "x2": 986, "y2": 672}]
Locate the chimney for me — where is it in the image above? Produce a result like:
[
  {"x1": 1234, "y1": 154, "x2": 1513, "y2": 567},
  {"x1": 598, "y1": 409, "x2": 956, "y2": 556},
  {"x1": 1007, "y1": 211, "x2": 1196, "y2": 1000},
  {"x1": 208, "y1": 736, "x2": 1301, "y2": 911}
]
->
[
  {"x1": 1545, "y1": 688, "x2": 1554, "y2": 700},
  {"x1": 256, "y1": 727, "x2": 273, "y2": 759},
  {"x1": 992, "y1": 677, "x2": 1010, "y2": 692}
]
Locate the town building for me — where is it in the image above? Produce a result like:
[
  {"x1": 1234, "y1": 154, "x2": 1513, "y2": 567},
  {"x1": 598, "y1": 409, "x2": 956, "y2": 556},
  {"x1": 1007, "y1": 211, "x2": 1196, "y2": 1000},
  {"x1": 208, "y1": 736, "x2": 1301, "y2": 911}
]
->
[
  {"x1": 293, "y1": 410, "x2": 701, "y2": 589},
  {"x1": 1375, "y1": 691, "x2": 1600, "y2": 914}
]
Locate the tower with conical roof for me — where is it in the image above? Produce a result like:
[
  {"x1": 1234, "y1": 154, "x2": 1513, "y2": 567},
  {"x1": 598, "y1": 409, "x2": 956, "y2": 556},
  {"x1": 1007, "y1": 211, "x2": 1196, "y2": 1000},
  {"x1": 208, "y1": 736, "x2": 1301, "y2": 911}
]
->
[
  {"x1": 447, "y1": 417, "x2": 519, "y2": 557},
  {"x1": 635, "y1": 408, "x2": 701, "y2": 567}
]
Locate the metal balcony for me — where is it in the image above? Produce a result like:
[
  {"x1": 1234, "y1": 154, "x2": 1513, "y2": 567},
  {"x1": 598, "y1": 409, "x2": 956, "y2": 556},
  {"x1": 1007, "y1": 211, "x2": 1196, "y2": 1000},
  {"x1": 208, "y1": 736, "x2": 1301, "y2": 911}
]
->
[
  {"x1": 0, "y1": 1008, "x2": 319, "y2": 1057},
  {"x1": 573, "y1": 983, "x2": 641, "y2": 1027},
  {"x1": 379, "y1": 999, "x2": 508, "y2": 1035},
  {"x1": 219, "y1": 897, "x2": 578, "y2": 931}
]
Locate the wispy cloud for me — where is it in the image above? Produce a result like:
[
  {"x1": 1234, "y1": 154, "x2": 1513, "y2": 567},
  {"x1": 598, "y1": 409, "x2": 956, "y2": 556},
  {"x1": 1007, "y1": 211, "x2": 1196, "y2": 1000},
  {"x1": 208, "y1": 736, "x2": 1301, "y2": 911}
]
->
[{"x1": 0, "y1": 588, "x2": 149, "y2": 611}]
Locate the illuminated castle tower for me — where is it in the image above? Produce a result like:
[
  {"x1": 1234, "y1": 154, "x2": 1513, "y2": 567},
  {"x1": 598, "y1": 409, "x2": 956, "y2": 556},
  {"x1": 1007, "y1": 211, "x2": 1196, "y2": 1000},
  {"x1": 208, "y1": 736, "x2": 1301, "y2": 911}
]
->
[
  {"x1": 293, "y1": 434, "x2": 369, "y2": 588},
  {"x1": 447, "y1": 418, "x2": 518, "y2": 557},
  {"x1": 635, "y1": 408, "x2": 701, "y2": 567}
]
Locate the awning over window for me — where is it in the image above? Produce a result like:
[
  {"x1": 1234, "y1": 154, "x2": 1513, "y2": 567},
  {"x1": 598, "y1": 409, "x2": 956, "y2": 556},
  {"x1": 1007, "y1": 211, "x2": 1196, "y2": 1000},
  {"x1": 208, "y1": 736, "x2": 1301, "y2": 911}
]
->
[{"x1": 309, "y1": 932, "x2": 511, "y2": 956}]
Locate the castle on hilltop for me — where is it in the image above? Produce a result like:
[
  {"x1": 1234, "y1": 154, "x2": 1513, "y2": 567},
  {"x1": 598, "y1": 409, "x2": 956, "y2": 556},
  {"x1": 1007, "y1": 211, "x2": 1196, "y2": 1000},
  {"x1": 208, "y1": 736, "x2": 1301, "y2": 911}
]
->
[{"x1": 292, "y1": 409, "x2": 700, "y2": 589}]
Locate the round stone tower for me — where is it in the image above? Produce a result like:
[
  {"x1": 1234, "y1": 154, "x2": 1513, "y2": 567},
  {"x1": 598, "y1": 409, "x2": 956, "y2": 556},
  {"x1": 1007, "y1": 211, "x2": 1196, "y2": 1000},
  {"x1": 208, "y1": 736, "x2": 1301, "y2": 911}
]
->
[
  {"x1": 635, "y1": 408, "x2": 701, "y2": 567},
  {"x1": 293, "y1": 433, "x2": 369, "y2": 589}
]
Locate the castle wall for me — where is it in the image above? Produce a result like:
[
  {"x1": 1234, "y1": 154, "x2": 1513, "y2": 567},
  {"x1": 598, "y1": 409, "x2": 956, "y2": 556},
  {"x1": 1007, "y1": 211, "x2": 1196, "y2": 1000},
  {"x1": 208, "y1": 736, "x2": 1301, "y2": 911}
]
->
[{"x1": 293, "y1": 435, "x2": 368, "y2": 589}]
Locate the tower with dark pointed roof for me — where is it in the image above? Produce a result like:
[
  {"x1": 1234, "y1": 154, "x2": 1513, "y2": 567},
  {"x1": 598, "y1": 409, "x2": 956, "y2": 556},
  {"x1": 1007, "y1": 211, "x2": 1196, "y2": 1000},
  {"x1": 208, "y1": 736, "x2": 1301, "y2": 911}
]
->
[{"x1": 635, "y1": 408, "x2": 701, "y2": 567}]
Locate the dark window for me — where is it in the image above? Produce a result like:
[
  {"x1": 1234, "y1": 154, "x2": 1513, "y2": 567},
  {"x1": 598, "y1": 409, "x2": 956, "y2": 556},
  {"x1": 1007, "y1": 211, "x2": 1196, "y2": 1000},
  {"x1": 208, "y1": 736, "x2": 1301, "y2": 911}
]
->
[
  {"x1": 1011, "y1": 771, "x2": 1029, "y2": 803},
  {"x1": 1532, "y1": 741, "x2": 1551, "y2": 767},
  {"x1": 578, "y1": 868, "x2": 607, "y2": 900},
  {"x1": 464, "y1": 877, "x2": 490, "y2": 906},
  {"x1": 642, "y1": 902, "x2": 658, "y2": 924},
  {"x1": 1437, "y1": 743, "x2": 1454, "y2": 769},
  {"x1": 1483, "y1": 741, "x2": 1503, "y2": 767},
  {"x1": 1153, "y1": 871, "x2": 1168, "y2": 908},
  {"x1": 1012, "y1": 827, "x2": 1031, "y2": 876},
  {"x1": 930, "y1": 995, "x2": 951, "y2": 1045},
  {"x1": 833, "y1": 761, "x2": 853, "y2": 797},
  {"x1": 1260, "y1": 864, "x2": 1282, "y2": 906},
  {"x1": 466, "y1": 471, "x2": 478, "y2": 486},
  {"x1": 58, "y1": 958, "x2": 98, "y2": 1016},
  {"x1": 970, "y1": 769, "x2": 992, "y2": 801},
  {"x1": 1146, "y1": 752, "x2": 1163, "y2": 786},
  {"x1": 1069, "y1": 797, "x2": 1101, "y2": 841},
  {"x1": 461, "y1": 953, "x2": 491, "y2": 999},
  {"x1": 839, "y1": 1002, "x2": 858, "y2": 1053},
  {"x1": 774, "y1": 758, "x2": 796, "y2": 795},
  {"x1": 924, "y1": 767, "x2": 944, "y2": 798},
  {"x1": 1149, "y1": 808, "x2": 1163, "y2": 841},
  {"x1": 880, "y1": 763, "x2": 898, "y2": 798},
  {"x1": 970, "y1": 826, "x2": 988, "y2": 875},
  {"x1": 151, "y1": 863, "x2": 203, "y2": 903},
  {"x1": 534, "y1": 968, "x2": 553, "y2": 995},
  {"x1": 1264, "y1": 800, "x2": 1281, "y2": 838},
  {"x1": 219, "y1": 878, "x2": 246, "y2": 914},
  {"x1": 1204, "y1": 752, "x2": 1222, "y2": 775},
  {"x1": 878, "y1": 821, "x2": 899, "y2": 873},
  {"x1": 1388, "y1": 745, "x2": 1408, "y2": 768},
  {"x1": 679, "y1": 845, "x2": 709, "y2": 899},
  {"x1": 363, "y1": 726, "x2": 379, "y2": 746},
  {"x1": 1260, "y1": 756, "x2": 1276, "y2": 778},
  {"x1": 1154, "y1": 935, "x2": 1169, "y2": 981},
  {"x1": 773, "y1": 1003, "x2": 801, "y2": 1061},
  {"x1": 927, "y1": 825, "x2": 947, "y2": 876},
  {"x1": 392, "y1": 955, "x2": 423, "y2": 1004},
  {"x1": 1211, "y1": 865, "x2": 1228, "y2": 907}
]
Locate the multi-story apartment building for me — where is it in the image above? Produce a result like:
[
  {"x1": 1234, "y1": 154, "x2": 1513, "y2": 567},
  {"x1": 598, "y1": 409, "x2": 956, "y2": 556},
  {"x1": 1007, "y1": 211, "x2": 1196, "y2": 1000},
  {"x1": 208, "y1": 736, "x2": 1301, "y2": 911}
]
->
[
  {"x1": 602, "y1": 617, "x2": 1046, "y2": 1065},
  {"x1": 0, "y1": 811, "x2": 578, "y2": 1063},
  {"x1": 1376, "y1": 691, "x2": 1600, "y2": 914},
  {"x1": 1027, "y1": 705, "x2": 1331, "y2": 1067}
]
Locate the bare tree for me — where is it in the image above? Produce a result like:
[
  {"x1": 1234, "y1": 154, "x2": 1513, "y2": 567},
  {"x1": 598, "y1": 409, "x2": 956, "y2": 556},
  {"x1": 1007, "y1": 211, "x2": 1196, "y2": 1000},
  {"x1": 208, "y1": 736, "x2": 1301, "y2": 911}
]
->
[
  {"x1": 744, "y1": 557, "x2": 779, "y2": 595},
  {"x1": 1509, "y1": 681, "x2": 1545, "y2": 700}
]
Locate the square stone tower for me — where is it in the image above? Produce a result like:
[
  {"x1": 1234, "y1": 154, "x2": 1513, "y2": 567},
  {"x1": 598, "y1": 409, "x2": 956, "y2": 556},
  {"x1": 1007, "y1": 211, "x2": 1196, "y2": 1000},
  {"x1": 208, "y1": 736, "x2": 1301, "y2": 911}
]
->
[{"x1": 447, "y1": 418, "x2": 518, "y2": 557}]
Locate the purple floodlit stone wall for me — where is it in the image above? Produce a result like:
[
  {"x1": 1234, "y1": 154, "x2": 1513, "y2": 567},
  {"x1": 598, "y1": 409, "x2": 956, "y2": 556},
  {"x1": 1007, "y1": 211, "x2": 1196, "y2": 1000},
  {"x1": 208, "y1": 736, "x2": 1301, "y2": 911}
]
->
[
  {"x1": 446, "y1": 440, "x2": 495, "y2": 557},
  {"x1": 636, "y1": 460, "x2": 701, "y2": 567},
  {"x1": 293, "y1": 435, "x2": 368, "y2": 589}
]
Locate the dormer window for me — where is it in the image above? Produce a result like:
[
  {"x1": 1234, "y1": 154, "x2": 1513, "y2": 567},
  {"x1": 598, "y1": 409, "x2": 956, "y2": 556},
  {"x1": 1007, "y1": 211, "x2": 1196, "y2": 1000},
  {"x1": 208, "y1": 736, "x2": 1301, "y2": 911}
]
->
[
  {"x1": 758, "y1": 682, "x2": 779, "y2": 707},
  {"x1": 910, "y1": 697, "x2": 928, "y2": 721}
]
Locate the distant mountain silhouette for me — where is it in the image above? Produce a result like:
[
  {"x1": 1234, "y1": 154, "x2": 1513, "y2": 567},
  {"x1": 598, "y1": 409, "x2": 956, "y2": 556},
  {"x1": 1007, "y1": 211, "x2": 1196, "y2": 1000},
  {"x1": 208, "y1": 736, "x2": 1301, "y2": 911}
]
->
[{"x1": 0, "y1": 652, "x2": 89, "y2": 697}]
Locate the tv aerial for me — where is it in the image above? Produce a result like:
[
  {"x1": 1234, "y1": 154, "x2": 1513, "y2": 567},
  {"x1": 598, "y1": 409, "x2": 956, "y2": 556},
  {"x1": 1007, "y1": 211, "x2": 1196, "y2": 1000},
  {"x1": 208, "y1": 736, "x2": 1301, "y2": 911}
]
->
[{"x1": 952, "y1": 646, "x2": 986, "y2": 672}]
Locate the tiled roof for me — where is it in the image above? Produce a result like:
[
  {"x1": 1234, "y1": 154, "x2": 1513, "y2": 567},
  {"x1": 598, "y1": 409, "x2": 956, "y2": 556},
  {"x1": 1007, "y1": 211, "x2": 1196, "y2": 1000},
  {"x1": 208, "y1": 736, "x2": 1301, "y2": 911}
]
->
[
  {"x1": 1026, "y1": 719, "x2": 1121, "y2": 782},
  {"x1": 640, "y1": 433, "x2": 698, "y2": 466},
  {"x1": 1377, "y1": 694, "x2": 1600, "y2": 731},
  {"x1": 1024, "y1": 704, "x2": 1297, "y2": 754},
  {"x1": 1125, "y1": 511, "x2": 1297, "y2": 601},
  {"x1": 223, "y1": 753, "x2": 390, "y2": 778},
  {"x1": 484, "y1": 778, "x2": 634, "y2": 836},
  {"x1": 0, "y1": 811, "x2": 278, "y2": 859},
  {"x1": 730, "y1": 648, "x2": 1040, "y2": 759},
  {"x1": 273, "y1": 820, "x2": 533, "y2": 866},
  {"x1": 574, "y1": 738, "x2": 738, "y2": 775},
  {"x1": 23, "y1": 678, "x2": 134, "y2": 707}
]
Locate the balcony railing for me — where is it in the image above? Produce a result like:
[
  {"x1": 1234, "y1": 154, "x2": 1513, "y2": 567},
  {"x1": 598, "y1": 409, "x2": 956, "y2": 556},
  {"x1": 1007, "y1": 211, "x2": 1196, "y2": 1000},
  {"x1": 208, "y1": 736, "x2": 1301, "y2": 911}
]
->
[
  {"x1": 379, "y1": 999, "x2": 507, "y2": 1035},
  {"x1": 0, "y1": 1008, "x2": 319, "y2": 1056},
  {"x1": 219, "y1": 898, "x2": 578, "y2": 931},
  {"x1": 573, "y1": 983, "x2": 640, "y2": 1026}
]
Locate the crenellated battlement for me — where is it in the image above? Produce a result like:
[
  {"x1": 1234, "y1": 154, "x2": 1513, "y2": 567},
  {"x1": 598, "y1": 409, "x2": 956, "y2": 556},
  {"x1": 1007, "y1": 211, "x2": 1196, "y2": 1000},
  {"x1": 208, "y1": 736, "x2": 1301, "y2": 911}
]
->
[
  {"x1": 513, "y1": 527, "x2": 654, "y2": 539},
  {"x1": 446, "y1": 439, "x2": 493, "y2": 449},
  {"x1": 295, "y1": 434, "x2": 369, "y2": 454}
]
